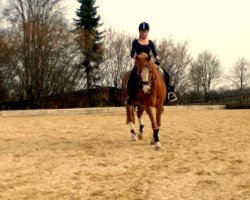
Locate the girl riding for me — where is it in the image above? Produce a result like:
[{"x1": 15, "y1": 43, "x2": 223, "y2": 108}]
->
[{"x1": 126, "y1": 22, "x2": 177, "y2": 105}]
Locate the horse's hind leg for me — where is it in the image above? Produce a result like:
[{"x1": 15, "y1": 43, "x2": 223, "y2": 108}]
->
[
  {"x1": 126, "y1": 105, "x2": 138, "y2": 141},
  {"x1": 137, "y1": 106, "x2": 145, "y2": 140}
]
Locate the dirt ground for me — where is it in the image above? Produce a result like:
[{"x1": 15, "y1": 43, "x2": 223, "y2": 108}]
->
[{"x1": 0, "y1": 106, "x2": 249, "y2": 200}]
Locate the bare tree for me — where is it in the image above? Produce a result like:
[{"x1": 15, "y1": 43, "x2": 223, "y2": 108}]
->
[
  {"x1": 190, "y1": 50, "x2": 221, "y2": 99},
  {"x1": 226, "y1": 57, "x2": 249, "y2": 91},
  {"x1": 0, "y1": 32, "x2": 11, "y2": 102},
  {"x1": 2, "y1": 0, "x2": 81, "y2": 107},
  {"x1": 157, "y1": 39, "x2": 192, "y2": 94},
  {"x1": 99, "y1": 28, "x2": 133, "y2": 89}
]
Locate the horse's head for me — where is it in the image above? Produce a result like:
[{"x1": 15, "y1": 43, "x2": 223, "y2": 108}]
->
[{"x1": 135, "y1": 53, "x2": 155, "y2": 94}]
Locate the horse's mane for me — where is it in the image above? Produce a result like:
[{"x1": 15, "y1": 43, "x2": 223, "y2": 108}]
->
[
  {"x1": 137, "y1": 52, "x2": 148, "y2": 58},
  {"x1": 136, "y1": 53, "x2": 158, "y2": 74}
]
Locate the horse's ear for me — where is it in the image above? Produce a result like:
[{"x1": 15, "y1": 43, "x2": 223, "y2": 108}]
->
[{"x1": 147, "y1": 55, "x2": 151, "y2": 62}]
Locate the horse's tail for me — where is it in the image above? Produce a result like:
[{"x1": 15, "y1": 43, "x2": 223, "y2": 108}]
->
[{"x1": 126, "y1": 105, "x2": 135, "y2": 124}]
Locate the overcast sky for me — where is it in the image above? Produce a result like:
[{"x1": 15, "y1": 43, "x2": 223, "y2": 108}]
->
[
  {"x1": 1, "y1": 0, "x2": 249, "y2": 72},
  {"x1": 65, "y1": 0, "x2": 250, "y2": 72}
]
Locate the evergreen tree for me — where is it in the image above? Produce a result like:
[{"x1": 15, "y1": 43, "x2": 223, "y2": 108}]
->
[{"x1": 75, "y1": 0, "x2": 103, "y2": 89}]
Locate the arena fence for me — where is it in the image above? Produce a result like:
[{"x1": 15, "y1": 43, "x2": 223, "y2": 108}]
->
[{"x1": 0, "y1": 105, "x2": 225, "y2": 117}]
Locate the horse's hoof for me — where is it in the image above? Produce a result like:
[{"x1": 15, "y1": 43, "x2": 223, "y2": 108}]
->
[
  {"x1": 150, "y1": 138, "x2": 155, "y2": 145},
  {"x1": 138, "y1": 132, "x2": 143, "y2": 140},
  {"x1": 155, "y1": 142, "x2": 162, "y2": 150},
  {"x1": 131, "y1": 133, "x2": 138, "y2": 141}
]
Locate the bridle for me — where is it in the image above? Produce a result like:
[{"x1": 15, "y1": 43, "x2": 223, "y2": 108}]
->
[
  {"x1": 140, "y1": 80, "x2": 151, "y2": 86},
  {"x1": 137, "y1": 61, "x2": 155, "y2": 88}
]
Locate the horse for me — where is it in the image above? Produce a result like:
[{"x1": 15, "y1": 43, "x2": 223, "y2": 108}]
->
[{"x1": 122, "y1": 53, "x2": 167, "y2": 150}]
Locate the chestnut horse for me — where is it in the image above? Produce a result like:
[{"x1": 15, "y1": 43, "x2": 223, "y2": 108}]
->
[{"x1": 122, "y1": 53, "x2": 167, "y2": 150}]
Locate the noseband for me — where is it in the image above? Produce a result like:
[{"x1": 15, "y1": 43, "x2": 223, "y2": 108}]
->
[{"x1": 141, "y1": 80, "x2": 151, "y2": 86}]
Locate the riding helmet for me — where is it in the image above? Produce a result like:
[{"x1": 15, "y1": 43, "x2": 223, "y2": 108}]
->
[{"x1": 139, "y1": 22, "x2": 150, "y2": 31}]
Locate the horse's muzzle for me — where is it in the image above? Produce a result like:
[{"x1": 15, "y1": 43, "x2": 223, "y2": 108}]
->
[{"x1": 142, "y1": 84, "x2": 151, "y2": 94}]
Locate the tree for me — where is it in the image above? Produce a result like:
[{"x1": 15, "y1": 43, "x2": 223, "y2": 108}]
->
[
  {"x1": 98, "y1": 28, "x2": 133, "y2": 105},
  {"x1": 226, "y1": 57, "x2": 249, "y2": 91},
  {"x1": 100, "y1": 28, "x2": 133, "y2": 88},
  {"x1": 74, "y1": 0, "x2": 104, "y2": 89},
  {"x1": 157, "y1": 39, "x2": 192, "y2": 94},
  {"x1": 190, "y1": 51, "x2": 221, "y2": 99},
  {"x1": 0, "y1": 32, "x2": 11, "y2": 103},
  {"x1": 2, "y1": 0, "x2": 81, "y2": 107}
]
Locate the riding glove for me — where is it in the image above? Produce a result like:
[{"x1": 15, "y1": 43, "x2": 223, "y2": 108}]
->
[{"x1": 155, "y1": 59, "x2": 160, "y2": 66}]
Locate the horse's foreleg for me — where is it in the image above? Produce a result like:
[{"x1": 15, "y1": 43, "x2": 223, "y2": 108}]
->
[
  {"x1": 154, "y1": 105, "x2": 164, "y2": 150},
  {"x1": 126, "y1": 105, "x2": 135, "y2": 124},
  {"x1": 146, "y1": 106, "x2": 162, "y2": 150},
  {"x1": 150, "y1": 128, "x2": 162, "y2": 150},
  {"x1": 156, "y1": 105, "x2": 164, "y2": 127},
  {"x1": 146, "y1": 106, "x2": 158, "y2": 130},
  {"x1": 129, "y1": 122, "x2": 138, "y2": 141}
]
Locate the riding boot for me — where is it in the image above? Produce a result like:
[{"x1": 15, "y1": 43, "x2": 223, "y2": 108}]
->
[
  {"x1": 163, "y1": 70, "x2": 177, "y2": 104},
  {"x1": 126, "y1": 66, "x2": 140, "y2": 105}
]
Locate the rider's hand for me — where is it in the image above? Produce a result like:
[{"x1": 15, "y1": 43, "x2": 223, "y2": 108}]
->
[{"x1": 155, "y1": 59, "x2": 160, "y2": 66}]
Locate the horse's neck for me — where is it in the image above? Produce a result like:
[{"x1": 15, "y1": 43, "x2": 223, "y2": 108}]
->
[{"x1": 152, "y1": 66, "x2": 164, "y2": 84}]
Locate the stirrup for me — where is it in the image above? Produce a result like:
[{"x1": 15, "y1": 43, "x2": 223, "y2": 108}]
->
[{"x1": 168, "y1": 92, "x2": 177, "y2": 104}]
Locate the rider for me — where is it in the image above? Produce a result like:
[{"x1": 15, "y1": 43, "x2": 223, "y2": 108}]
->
[{"x1": 126, "y1": 22, "x2": 177, "y2": 105}]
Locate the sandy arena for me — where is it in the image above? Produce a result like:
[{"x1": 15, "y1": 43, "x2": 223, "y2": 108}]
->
[{"x1": 0, "y1": 106, "x2": 249, "y2": 200}]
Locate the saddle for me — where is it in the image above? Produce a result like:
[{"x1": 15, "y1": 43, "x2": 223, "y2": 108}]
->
[{"x1": 157, "y1": 67, "x2": 165, "y2": 82}]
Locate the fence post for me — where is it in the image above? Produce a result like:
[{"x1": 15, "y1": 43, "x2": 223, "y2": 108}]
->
[{"x1": 241, "y1": 92, "x2": 244, "y2": 102}]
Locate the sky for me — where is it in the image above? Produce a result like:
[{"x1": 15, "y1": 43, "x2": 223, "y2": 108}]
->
[
  {"x1": 65, "y1": 0, "x2": 250, "y2": 72},
  {"x1": 1, "y1": 0, "x2": 249, "y2": 73}
]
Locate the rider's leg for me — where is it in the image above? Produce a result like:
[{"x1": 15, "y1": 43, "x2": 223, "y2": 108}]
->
[
  {"x1": 126, "y1": 67, "x2": 139, "y2": 105},
  {"x1": 163, "y1": 69, "x2": 170, "y2": 91},
  {"x1": 162, "y1": 69, "x2": 177, "y2": 103}
]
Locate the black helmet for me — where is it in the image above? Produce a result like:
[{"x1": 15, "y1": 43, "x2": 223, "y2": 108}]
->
[{"x1": 139, "y1": 22, "x2": 150, "y2": 31}]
